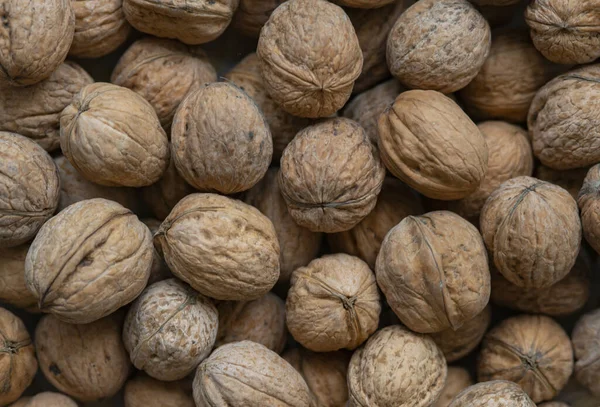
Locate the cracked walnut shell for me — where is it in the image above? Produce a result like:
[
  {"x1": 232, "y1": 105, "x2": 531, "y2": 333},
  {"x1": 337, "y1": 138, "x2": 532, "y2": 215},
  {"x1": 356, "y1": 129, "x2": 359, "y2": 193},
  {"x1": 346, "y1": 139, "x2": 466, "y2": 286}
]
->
[
  {"x1": 578, "y1": 164, "x2": 600, "y2": 255},
  {"x1": 573, "y1": 309, "x2": 600, "y2": 398},
  {"x1": 124, "y1": 375, "x2": 194, "y2": 407},
  {"x1": 448, "y1": 380, "x2": 535, "y2": 407}
]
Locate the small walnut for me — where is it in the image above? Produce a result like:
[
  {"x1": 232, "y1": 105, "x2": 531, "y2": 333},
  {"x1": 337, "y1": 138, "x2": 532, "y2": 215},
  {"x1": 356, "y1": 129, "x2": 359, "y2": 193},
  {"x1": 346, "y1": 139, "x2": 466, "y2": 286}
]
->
[
  {"x1": 0, "y1": 132, "x2": 60, "y2": 248},
  {"x1": 232, "y1": 0, "x2": 286, "y2": 37},
  {"x1": 154, "y1": 193, "x2": 280, "y2": 300},
  {"x1": 478, "y1": 315, "x2": 573, "y2": 403},
  {"x1": 434, "y1": 367, "x2": 473, "y2": 407},
  {"x1": 279, "y1": 118, "x2": 385, "y2": 233},
  {"x1": 578, "y1": 165, "x2": 600, "y2": 255},
  {"x1": 573, "y1": 309, "x2": 600, "y2": 398},
  {"x1": 0, "y1": 245, "x2": 38, "y2": 311},
  {"x1": 141, "y1": 219, "x2": 172, "y2": 284},
  {"x1": 378, "y1": 90, "x2": 488, "y2": 200},
  {"x1": 480, "y1": 176, "x2": 581, "y2": 289},
  {"x1": 376, "y1": 211, "x2": 490, "y2": 333},
  {"x1": 257, "y1": 0, "x2": 363, "y2": 118},
  {"x1": 387, "y1": 0, "x2": 491, "y2": 93},
  {"x1": 448, "y1": 380, "x2": 535, "y2": 407},
  {"x1": 12, "y1": 392, "x2": 78, "y2": 407},
  {"x1": 348, "y1": 325, "x2": 446, "y2": 407},
  {"x1": 25, "y1": 198, "x2": 153, "y2": 324},
  {"x1": 536, "y1": 165, "x2": 588, "y2": 201},
  {"x1": 124, "y1": 375, "x2": 194, "y2": 407}
]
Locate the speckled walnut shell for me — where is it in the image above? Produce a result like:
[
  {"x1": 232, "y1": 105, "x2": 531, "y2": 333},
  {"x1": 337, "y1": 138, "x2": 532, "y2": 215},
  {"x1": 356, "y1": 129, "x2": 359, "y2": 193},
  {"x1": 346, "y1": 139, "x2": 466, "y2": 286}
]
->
[
  {"x1": 387, "y1": 0, "x2": 491, "y2": 93},
  {"x1": 348, "y1": 325, "x2": 446, "y2": 407},
  {"x1": 257, "y1": 0, "x2": 363, "y2": 118},
  {"x1": 232, "y1": 0, "x2": 286, "y2": 37},
  {"x1": 25, "y1": 198, "x2": 153, "y2": 324},
  {"x1": 0, "y1": 0, "x2": 74, "y2": 86},
  {"x1": 448, "y1": 380, "x2": 535, "y2": 407},
  {"x1": 141, "y1": 219, "x2": 172, "y2": 284},
  {"x1": 124, "y1": 375, "x2": 195, "y2": 407},
  {"x1": 60, "y1": 82, "x2": 169, "y2": 187},
  {"x1": 573, "y1": 309, "x2": 600, "y2": 398},
  {"x1": 480, "y1": 176, "x2": 581, "y2": 289},
  {"x1": 154, "y1": 193, "x2": 280, "y2": 300},
  {"x1": 286, "y1": 254, "x2": 380, "y2": 352},
  {"x1": 376, "y1": 211, "x2": 490, "y2": 333},
  {"x1": 378, "y1": 90, "x2": 488, "y2": 200},
  {"x1": 578, "y1": 165, "x2": 600, "y2": 255},
  {"x1": 535, "y1": 165, "x2": 588, "y2": 201},
  {"x1": 478, "y1": 315, "x2": 574, "y2": 403},
  {"x1": 434, "y1": 367, "x2": 472, "y2": 407},
  {"x1": 279, "y1": 118, "x2": 385, "y2": 233},
  {"x1": 111, "y1": 37, "x2": 217, "y2": 129},
  {"x1": 193, "y1": 341, "x2": 314, "y2": 407},
  {"x1": 35, "y1": 314, "x2": 131, "y2": 402},
  {"x1": 12, "y1": 392, "x2": 78, "y2": 407},
  {"x1": 0, "y1": 132, "x2": 60, "y2": 248},
  {"x1": 0, "y1": 245, "x2": 37, "y2": 311}
]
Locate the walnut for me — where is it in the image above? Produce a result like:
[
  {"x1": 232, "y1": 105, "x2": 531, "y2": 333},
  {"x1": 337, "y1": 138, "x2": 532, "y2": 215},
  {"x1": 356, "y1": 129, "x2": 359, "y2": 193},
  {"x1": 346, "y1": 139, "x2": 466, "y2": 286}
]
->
[
  {"x1": 124, "y1": 374, "x2": 194, "y2": 407},
  {"x1": 573, "y1": 309, "x2": 600, "y2": 398},
  {"x1": 480, "y1": 176, "x2": 581, "y2": 289},
  {"x1": 279, "y1": 118, "x2": 385, "y2": 233},
  {"x1": 35, "y1": 314, "x2": 131, "y2": 402},
  {"x1": 448, "y1": 380, "x2": 535, "y2": 407},
  {"x1": 111, "y1": 38, "x2": 217, "y2": 129},
  {"x1": 387, "y1": 0, "x2": 491, "y2": 93},
  {"x1": 538, "y1": 403, "x2": 571, "y2": 407},
  {"x1": 0, "y1": 0, "x2": 74, "y2": 86},
  {"x1": 286, "y1": 254, "x2": 380, "y2": 352},
  {"x1": 193, "y1": 341, "x2": 313, "y2": 406},
  {"x1": 536, "y1": 165, "x2": 588, "y2": 201},
  {"x1": 0, "y1": 245, "x2": 37, "y2": 311},
  {"x1": 478, "y1": 315, "x2": 573, "y2": 403},
  {"x1": 378, "y1": 90, "x2": 488, "y2": 200},
  {"x1": 154, "y1": 193, "x2": 280, "y2": 300},
  {"x1": 578, "y1": 165, "x2": 600, "y2": 255},
  {"x1": 469, "y1": 0, "x2": 520, "y2": 4},
  {"x1": 347, "y1": 325, "x2": 446, "y2": 407},
  {"x1": 60, "y1": 82, "x2": 169, "y2": 187},
  {"x1": 12, "y1": 392, "x2": 78, "y2": 407},
  {"x1": 232, "y1": 0, "x2": 286, "y2": 37},
  {"x1": 376, "y1": 211, "x2": 490, "y2": 333},
  {"x1": 141, "y1": 219, "x2": 172, "y2": 284},
  {"x1": 434, "y1": 367, "x2": 473, "y2": 407},
  {"x1": 0, "y1": 132, "x2": 60, "y2": 248},
  {"x1": 257, "y1": 0, "x2": 363, "y2": 118},
  {"x1": 25, "y1": 198, "x2": 153, "y2": 324}
]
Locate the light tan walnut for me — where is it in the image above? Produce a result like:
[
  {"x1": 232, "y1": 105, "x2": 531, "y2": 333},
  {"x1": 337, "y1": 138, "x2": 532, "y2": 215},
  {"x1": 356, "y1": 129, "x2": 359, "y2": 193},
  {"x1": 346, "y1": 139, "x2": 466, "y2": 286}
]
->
[
  {"x1": 0, "y1": 245, "x2": 38, "y2": 311},
  {"x1": 573, "y1": 309, "x2": 600, "y2": 398},
  {"x1": 124, "y1": 375, "x2": 194, "y2": 407},
  {"x1": 12, "y1": 392, "x2": 78, "y2": 407},
  {"x1": 434, "y1": 367, "x2": 473, "y2": 407},
  {"x1": 448, "y1": 380, "x2": 535, "y2": 406}
]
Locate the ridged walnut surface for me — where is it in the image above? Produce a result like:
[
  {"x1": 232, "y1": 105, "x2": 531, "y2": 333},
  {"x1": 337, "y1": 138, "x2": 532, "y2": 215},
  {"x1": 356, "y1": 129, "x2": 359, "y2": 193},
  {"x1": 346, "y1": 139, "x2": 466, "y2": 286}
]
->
[
  {"x1": 0, "y1": 244, "x2": 37, "y2": 311},
  {"x1": 448, "y1": 380, "x2": 535, "y2": 407},
  {"x1": 232, "y1": 0, "x2": 286, "y2": 37},
  {"x1": 13, "y1": 392, "x2": 78, "y2": 407},
  {"x1": 434, "y1": 367, "x2": 472, "y2": 407},
  {"x1": 578, "y1": 165, "x2": 600, "y2": 255},
  {"x1": 573, "y1": 309, "x2": 600, "y2": 398},
  {"x1": 124, "y1": 375, "x2": 195, "y2": 407}
]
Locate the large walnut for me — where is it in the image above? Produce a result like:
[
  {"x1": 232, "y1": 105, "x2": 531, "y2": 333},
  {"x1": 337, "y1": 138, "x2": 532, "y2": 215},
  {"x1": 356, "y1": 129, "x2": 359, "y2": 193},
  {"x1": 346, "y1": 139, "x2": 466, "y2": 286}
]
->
[
  {"x1": 448, "y1": 380, "x2": 535, "y2": 407},
  {"x1": 536, "y1": 165, "x2": 588, "y2": 201},
  {"x1": 124, "y1": 375, "x2": 194, "y2": 407},
  {"x1": 572, "y1": 309, "x2": 600, "y2": 398},
  {"x1": 0, "y1": 245, "x2": 37, "y2": 311},
  {"x1": 578, "y1": 165, "x2": 600, "y2": 255},
  {"x1": 141, "y1": 219, "x2": 172, "y2": 284},
  {"x1": 257, "y1": 0, "x2": 363, "y2": 118},
  {"x1": 12, "y1": 392, "x2": 78, "y2": 407},
  {"x1": 232, "y1": 0, "x2": 285, "y2": 37},
  {"x1": 434, "y1": 367, "x2": 473, "y2": 407}
]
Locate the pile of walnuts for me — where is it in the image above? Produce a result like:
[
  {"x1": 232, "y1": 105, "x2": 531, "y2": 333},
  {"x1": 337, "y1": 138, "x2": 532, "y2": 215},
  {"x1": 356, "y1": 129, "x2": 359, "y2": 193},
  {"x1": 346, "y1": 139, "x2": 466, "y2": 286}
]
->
[{"x1": 1, "y1": 0, "x2": 600, "y2": 406}]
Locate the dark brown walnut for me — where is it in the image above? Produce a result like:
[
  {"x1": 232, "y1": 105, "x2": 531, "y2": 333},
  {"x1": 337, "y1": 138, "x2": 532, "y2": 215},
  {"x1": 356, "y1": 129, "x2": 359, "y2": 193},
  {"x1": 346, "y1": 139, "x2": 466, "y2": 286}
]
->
[
  {"x1": 171, "y1": 82, "x2": 271, "y2": 194},
  {"x1": 279, "y1": 118, "x2": 385, "y2": 233},
  {"x1": 36, "y1": 314, "x2": 131, "y2": 402},
  {"x1": 480, "y1": 176, "x2": 581, "y2": 289},
  {"x1": 111, "y1": 37, "x2": 217, "y2": 129},
  {"x1": 12, "y1": 392, "x2": 78, "y2": 407},
  {"x1": 0, "y1": 245, "x2": 38, "y2": 311},
  {"x1": 0, "y1": 0, "x2": 74, "y2": 86},
  {"x1": 448, "y1": 380, "x2": 535, "y2": 407},
  {"x1": 387, "y1": 0, "x2": 491, "y2": 93},
  {"x1": 60, "y1": 82, "x2": 169, "y2": 187},
  {"x1": 434, "y1": 367, "x2": 473, "y2": 407},
  {"x1": 536, "y1": 165, "x2": 588, "y2": 201},
  {"x1": 141, "y1": 219, "x2": 172, "y2": 284},
  {"x1": 376, "y1": 211, "x2": 490, "y2": 333},
  {"x1": 0, "y1": 132, "x2": 60, "y2": 248},
  {"x1": 478, "y1": 315, "x2": 573, "y2": 403},
  {"x1": 257, "y1": 0, "x2": 363, "y2": 118},
  {"x1": 25, "y1": 198, "x2": 153, "y2": 324},
  {"x1": 348, "y1": 325, "x2": 446, "y2": 407},
  {"x1": 154, "y1": 193, "x2": 280, "y2": 301},
  {"x1": 193, "y1": 341, "x2": 314, "y2": 406},
  {"x1": 578, "y1": 165, "x2": 600, "y2": 255},
  {"x1": 378, "y1": 90, "x2": 488, "y2": 200},
  {"x1": 572, "y1": 309, "x2": 600, "y2": 398},
  {"x1": 232, "y1": 0, "x2": 285, "y2": 37},
  {"x1": 286, "y1": 254, "x2": 381, "y2": 352},
  {"x1": 124, "y1": 374, "x2": 194, "y2": 407}
]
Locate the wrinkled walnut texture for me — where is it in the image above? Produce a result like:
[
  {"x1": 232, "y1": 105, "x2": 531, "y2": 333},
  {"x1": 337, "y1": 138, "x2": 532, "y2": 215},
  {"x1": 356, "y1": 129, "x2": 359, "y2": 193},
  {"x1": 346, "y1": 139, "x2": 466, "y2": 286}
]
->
[{"x1": 448, "y1": 380, "x2": 535, "y2": 407}]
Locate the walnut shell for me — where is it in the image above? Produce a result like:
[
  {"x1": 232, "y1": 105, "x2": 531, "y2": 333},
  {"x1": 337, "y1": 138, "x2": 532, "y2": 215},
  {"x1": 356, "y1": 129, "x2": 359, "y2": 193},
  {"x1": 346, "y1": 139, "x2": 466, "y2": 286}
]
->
[
  {"x1": 434, "y1": 367, "x2": 473, "y2": 407},
  {"x1": 0, "y1": 132, "x2": 60, "y2": 248},
  {"x1": 448, "y1": 380, "x2": 535, "y2": 407},
  {"x1": 378, "y1": 90, "x2": 488, "y2": 200},
  {"x1": 257, "y1": 0, "x2": 363, "y2": 118},
  {"x1": 578, "y1": 165, "x2": 600, "y2": 255},
  {"x1": 573, "y1": 309, "x2": 600, "y2": 398},
  {"x1": 480, "y1": 176, "x2": 581, "y2": 289},
  {"x1": 279, "y1": 118, "x2": 385, "y2": 233},
  {"x1": 124, "y1": 375, "x2": 194, "y2": 407},
  {"x1": 0, "y1": 245, "x2": 38, "y2": 311},
  {"x1": 154, "y1": 193, "x2": 280, "y2": 301},
  {"x1": 347, "y1": 325, "x2": 446, "y2": 407},
  {"x1": 535, "y1": 165, "x2": 588, "y2": 201},
  {"x1": 25, "y1": 198, "x2": 153, "y2": 324},
  {"x1": 14, "y1": 392, "x2": 78, "y2": 407},
  {"x1": 232, "y1": 0, "x2": 285, "y2": 37},
  {"x1": 387, "y1": 0, "x2": 491, "y2": 93},
  {"x1": 193, "y1": 341, "x2": 314, "y2": 407},
  {"x1": 478, "y1": 315, "x2": 574, "y2": 403},
  {"x1": 141, "y1": 219, "x2": 172, "y2": 284},
  {"x1": 35, "y1": 314, "x2": 131, "y2": 402},
  {"x1": 376, "y1": 211, "x2": 490, "y2": 333}
]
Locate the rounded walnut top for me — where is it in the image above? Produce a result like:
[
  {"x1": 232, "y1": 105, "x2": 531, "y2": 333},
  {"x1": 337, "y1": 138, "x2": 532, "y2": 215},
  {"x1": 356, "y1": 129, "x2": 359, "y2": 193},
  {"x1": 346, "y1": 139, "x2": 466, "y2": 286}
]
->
[
  {"x1": 448, "y1": 380, "x2": 535, "y2": 407},
  {"x1": 12, "y1": 392, "x2": 78, "y2": 407}
]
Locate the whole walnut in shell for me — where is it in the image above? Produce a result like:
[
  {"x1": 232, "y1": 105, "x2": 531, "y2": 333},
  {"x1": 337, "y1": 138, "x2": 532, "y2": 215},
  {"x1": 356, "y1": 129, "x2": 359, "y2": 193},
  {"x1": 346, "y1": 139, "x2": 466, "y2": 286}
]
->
[
  {"x1": 0, "y1": 245, "x2": 38, "y2": 311},
  {"x1": 376, "y1": 211, "x2": 490, "y2": 333},
  {"x1": 12, "y1": 392, "x2": 78, "y2": 407},
  {"x1": 141, "y1": 219, "x2": 172, "y2": 284},
  {"x1": 572, "y1": 309, "x2": 600, "y2": 398},
  {"x1": 0, "y1": 132, "x2": 60, "y2": 248},
  {"x1": 480, "y1": 176, "x2": 581, "y2": 289},
  {"x1": 536, "y1": 165, "x2": 588, "y2": 201},
  {"x1": 387, "y1": 0, "x2": 491, "y2": 93},
  {"x1": 434, "y1": 367, "x2": 473, "y2": 407},
  {"x1": 124, "y1": 374, "x2": 194, "y2": 407},
  {"x1": 378, "y1": 90, "x2": 488, "y2": 200},
  {"x1": 478, "y1": 315, "x2": 573, "y2": 403},
  {"x1": 193, "y1": 341, "x2": 314, "y2": 406},
  {"x1": 154, "y1": 193, "x2": 280, "y2": 300},
  {"x1": 232, "y1": 0, "x2": 285, "y2": 37},
  {"x1": 448, "y1": 380, "x2": 535, "y2": 407},
  {"x1": 279, "y1": 118, "x2": 385, "y2": 233},
  {"x1": 286, "y1": 254, "x2": 381, "y2": 352},
  {"x1": 578, "y1": 165, "x2": 600, "y2": 255},
  {"x1": 347, "y1": 325, "x2": 446, "y2": 407},
  {"x1": 257, "y1": 0, "x2": 363, "y2": 118},
  {"x1": 25, "y1": 198, "x2": 153, "y2": 324}
]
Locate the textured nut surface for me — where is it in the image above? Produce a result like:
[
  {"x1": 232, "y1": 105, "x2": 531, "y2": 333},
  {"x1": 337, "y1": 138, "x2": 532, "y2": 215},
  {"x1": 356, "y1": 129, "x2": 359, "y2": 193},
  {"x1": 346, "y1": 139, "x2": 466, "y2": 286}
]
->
[
  {"x1": 232, "y1": 0, "x2": 285, "y2": 36},
  {"x1": 433, "y1": 367, "x2": 473, "y2": 407},
  {"x1": 578, "y1": 165, "x2": 600, "y2": 255},
  {"x1": 573, "y1": 309, "x2": 600, "y2": 398},
  {"x1": 154, "y1": 193, "x2": 280, "y2": 300},
  {"x1": 0, "y1": 245, "x2": 37, "y2": 311},
  {"x1": 347, "y1": 325, "x2": 446, "y2": 407},
  {"x1": 25, "y1": 198, "x2": 153, "y2": 324},
  {"x1": 480, "y1": 176, "x2": 581, "y2": 289},
  {"x1": 141, "y1": 219, "x2": 172, "y2": 284},
  {"x1": 536, "y1": 165, "x2": 588, "y2": 201},
  {"x1": 387, "y1": 0, "x2": 490, "y2": 93},
  {"x1": 448, "y1": 380, "x2": 535, "y2": 407},
  {"x1": 279, "y1": 118, "x2": 385, "y2": 233},
  {"x1": 378, "y1": 90, "x2": 488, "y2": 200},
  {"x1": 376, "y1": 211, "x2": 490, "y2": 333},
  {"x1": 257, "y1": 0, "x2": 363, "y2": 118},
  {"x1": 124, "y1": 375, "x2": 194, "y2": 407},
  {"x1": 15, "y1": 392, "x2": 78, "y2": 407}
]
